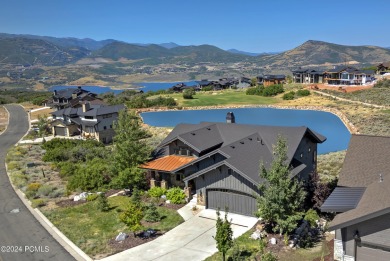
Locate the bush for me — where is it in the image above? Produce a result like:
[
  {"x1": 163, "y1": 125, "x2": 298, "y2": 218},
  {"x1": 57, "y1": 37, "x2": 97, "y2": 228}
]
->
[
  {"x1": 183, "y1": 89, "x2": 196, "y2": 99},
  {"x1": 144, "y1": 203, "x2": 161, "y2": 222},
  {"x1": 148, "y1": 186, "x2": 167, "y2": 198},
  {"x1": 304, "y1": 209, "x2": 320, "y2": 227},
  {"x1": 202, "y1": 86, "x2": 213, "y2": 91},
  {"x1": 26, "y1": 182, "x2": 41, "y2": 192},
  {"x1": 166, "y1": 187, "x2": 186, "y2": 204},
  {"x1": 262, "y1": 84, "x2": 284, "y2": 96},
  {"x1": 7, "y1": 161, "x2": 21, "y2": 171},
  {"x1": 25, "y1": 190, "x2": 37, "y2": 199},
  {"x1": 37, "y1": 184, "x2": 54, "y2": 197},
  {"x1": 10, "y1": 172, "x2": 28, "y2": 188},
  {"x1": 246, "y1": 86, "x2": 264, "y2": 96},
  {"x1": 86, "y1": 194, "x2": 99, "y2": 201},
  {"x1": 296, "y1": 89, "x2": 310, "y2": 97},
  {"x1": 97, "y1": 193, "x2": 110, "y2": 212},
  {"x1": 283, "y1": 91, "x2": 295, "y2": 100},
  {"x1": 31, "y1": 199, "x2": 47, "y2": 208}
]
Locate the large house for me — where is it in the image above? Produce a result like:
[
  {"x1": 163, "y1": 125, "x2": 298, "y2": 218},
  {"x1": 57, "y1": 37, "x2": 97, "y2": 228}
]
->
[
  {"x1": 48, "y1": 86, "x2": 104, "y2": 111},
  {"x1": 377, "y1": 62, "x2": 390, "y2": 75},
  {"x1": 321, "y1": 135, "x2": 390, "y2": 261},
  {"x1": 141, "y1": 113, "x2": 326, "y2": 216},
  {"x1": 257, "y1": 75, "x2": 286, "y2": 87},
  {"x1": 292, "y1": 68, "x2": 324, "y2": 84},
  {"x1": 323, "y1": 66, "x2": 375, "y2": 85},
  {"x1": 50, "y1": 103, "x2": 125, "y2": 143}
]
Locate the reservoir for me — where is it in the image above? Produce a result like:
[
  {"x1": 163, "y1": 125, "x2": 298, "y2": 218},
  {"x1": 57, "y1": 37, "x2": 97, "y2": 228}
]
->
[{"x1": 141, "y1": 108, "x2": 351, "y2": 154}]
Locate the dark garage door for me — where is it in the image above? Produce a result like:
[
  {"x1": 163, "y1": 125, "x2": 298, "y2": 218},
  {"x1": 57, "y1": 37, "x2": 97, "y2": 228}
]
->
[
  {"x1": 54, "y1": 126, "x2": 66, "y2": 136},
  {"x1": 357, "y1": 246, "x2": 390, "y2": 261},
  {"x1": 207, "y1": 189, "x2": 257, "y2": 216}
]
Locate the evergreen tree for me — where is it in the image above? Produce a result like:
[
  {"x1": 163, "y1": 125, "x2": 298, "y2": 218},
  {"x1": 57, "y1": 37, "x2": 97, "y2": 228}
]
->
[
  {"x1": 257, "y1": 136, "x2": 306, "y2": 235},
  {"x1": 119, "y1": 201, "x2": 144, "y2": 237},
  {"x1": 111, "y1": 110, "x2": 151, "y2": 189},
  {"x1": 144, "y1": 203, "x2": 161, "y2": 222},
  {"x1": 97, "y1": 193, "x2": 110, "y2": 212},
  {"x1": 213, "y1": 209, "x2": 233, "y2": 261}
]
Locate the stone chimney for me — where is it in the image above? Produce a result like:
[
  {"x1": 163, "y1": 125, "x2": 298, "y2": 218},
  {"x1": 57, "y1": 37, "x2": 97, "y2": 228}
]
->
[
  {"x1": 226, "y1": 112, "x2": 235, "y2": 123},
  {"x1": 82, "y1": 102, "x2": 90, "y2": 113}
]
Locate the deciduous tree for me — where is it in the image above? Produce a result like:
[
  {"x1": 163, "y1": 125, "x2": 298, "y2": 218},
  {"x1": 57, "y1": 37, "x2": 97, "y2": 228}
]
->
[{"x1": 213, "y1": 209, "x2": 233, "y2": 261}]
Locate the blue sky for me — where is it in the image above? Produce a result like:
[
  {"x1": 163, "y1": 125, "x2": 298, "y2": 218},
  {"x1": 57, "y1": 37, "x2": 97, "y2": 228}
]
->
[{"x1": 1, "y1": 0, "x2": 389, "y2": 52}]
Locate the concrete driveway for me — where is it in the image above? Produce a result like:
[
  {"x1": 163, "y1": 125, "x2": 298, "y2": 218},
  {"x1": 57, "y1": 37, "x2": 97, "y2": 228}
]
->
[{"x1": 101, "y1": 209, "x2": 258, "y2": 261}]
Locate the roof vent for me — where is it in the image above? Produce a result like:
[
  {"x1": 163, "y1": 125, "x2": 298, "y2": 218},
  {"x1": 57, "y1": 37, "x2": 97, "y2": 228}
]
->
[
  {"x1": 206, "y1": 127, "x2": 211, "y2": 130},
  {"x1": 248, "y1": 138, "x2": 253, "y2": 141},
  {"x1": 191, "y1": 133, "x2": 196, "y2": 136},
  {"x1": 240, "y1": 141, "x2": 244, "y2": 144},
  {"x1": 230, "y1": 145, "x2": 235, "y2": 149},
  {"x1": 380, "y1": 174, "x2": 383, "y2": 183}
]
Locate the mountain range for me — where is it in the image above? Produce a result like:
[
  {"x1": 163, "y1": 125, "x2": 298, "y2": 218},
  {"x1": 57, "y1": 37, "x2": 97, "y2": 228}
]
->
[{"x1": 0, "y1": 33, "x2": 389, "y2": 68}]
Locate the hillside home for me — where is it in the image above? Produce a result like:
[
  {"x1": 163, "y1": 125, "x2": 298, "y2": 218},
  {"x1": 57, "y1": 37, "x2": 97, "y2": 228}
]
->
[
  {"x1": 50, "y1": 103, "x2": 125, "y2": 143},
  {"x1": 321, "y1": 135, "x2": 390, "y2": 261},
  {"x1": 48, "y1": 86, "x2": 104, "y2": 111},
  {"x1": 377, "y1": 62, "x2": 390, "y2": 75},
  {"x1": 141, "y1": 113, "x2": 326, "y2": 216},
  {"x1": 292, "y1": 69, "x2": 324, "y2": 84},
  {"x1": 323, "y1": 66, "x2": 375, "y2": 85},
  {"x1": 261, "y1": 75, "x2": 286, "y2": 87}
]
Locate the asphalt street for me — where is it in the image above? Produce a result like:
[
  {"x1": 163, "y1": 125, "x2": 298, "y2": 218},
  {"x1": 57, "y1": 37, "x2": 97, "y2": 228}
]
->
[{"x1": 0, "y1": 104, "x2": 75, "y2": 261}]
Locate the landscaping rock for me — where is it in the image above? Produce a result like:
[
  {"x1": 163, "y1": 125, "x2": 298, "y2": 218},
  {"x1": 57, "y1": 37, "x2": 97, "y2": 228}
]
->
[
  {"x1": 165, "y1": 200, "x2": 170, "y2": 204},
  {"x1": 250, "y1": 230, "x2": 261, "y2": 240},
  {"x1": 115, "y1": 232, "x2": 128, "y2": 242},
  {"x1": 270, "y1": 237, "x2": 277, "y2": 245},
  {"x1": 161, "y1": 195, "x2": 166, "y2": 199}
]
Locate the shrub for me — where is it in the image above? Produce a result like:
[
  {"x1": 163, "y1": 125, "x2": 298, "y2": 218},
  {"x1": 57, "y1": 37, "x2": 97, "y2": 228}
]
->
[
  {"x1": 144, "y1": 203, "x2": 161, "y2": 222},
  {"x1": 31, "y1": 199, "x2": 47, "y2": 208},
  {"x1": 97, "y1": 193, "x2": 110, "y2": 212},
  {"x1": 86, "y1": 194, "x2": 99, "y2": 201},
  {"x1": 166, "y1": 187, "x2": 186, "y2": 204},
  {"x1": 7, "y1": 161, "x2": 21, "y2": 171},
  {"x1": 183, "y1": 89, "x2": 196, "y2": 99},
  {"x1": 246, "y1": 86, "x2": 264, "y2": 96},
  {"x1": 37, "y1": 184, "x2": 54, "y2": 197},
  {"x1": 148, "y1": 186, "x2": 167, "y2": 198},
  {"x1": 25, "y1": 190, "x2": 37, "y2": 199},
  {"x1": 48, "y1": 188, "x2": 64, "y2": 198},
  {"x1": 26, "y1": 183, "x2": 41, "y2": 192},
  {"x1": 296, "y1": 89, "x2": 310, "y2": 97},
  {"x1": 202, "y1": 86, "x2": 213, "y2": 91},
  {"x1": 283, "y1": 91, "x2": 295, "y2": 100},
  {"x1": 10, "y1": 172, "x2": 28, "y2": 188},
  {"x1": 304, "y1": 209, "x2": 320, "y2": 227},
  {"x1": 262, "y1": 84, "x2": 284, "y2": 96}
]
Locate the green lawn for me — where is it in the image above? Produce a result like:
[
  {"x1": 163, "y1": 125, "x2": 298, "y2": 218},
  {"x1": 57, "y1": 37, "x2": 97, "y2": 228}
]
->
[
  {"x1": 151, "y1": 89, "x2": 278, "y2": 107},
  {"x1": 42, "y1": 196, "x2": 184, "y2": 258},
  {"x1": 205, "y1": 229, "x2": 330, "y2": 261}
]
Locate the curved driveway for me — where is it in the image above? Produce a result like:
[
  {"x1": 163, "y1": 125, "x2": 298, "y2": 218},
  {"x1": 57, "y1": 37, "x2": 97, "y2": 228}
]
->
[{"x1": 0, "y1": 105, "x2": 75, "y2": 261}]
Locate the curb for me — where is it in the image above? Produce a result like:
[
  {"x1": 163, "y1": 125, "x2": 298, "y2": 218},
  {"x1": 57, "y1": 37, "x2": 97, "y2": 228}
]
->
[{"x1": 0, "y1": 105, "x2": 10, "y2": 136}]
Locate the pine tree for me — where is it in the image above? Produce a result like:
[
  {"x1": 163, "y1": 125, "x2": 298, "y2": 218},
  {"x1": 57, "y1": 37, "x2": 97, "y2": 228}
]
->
[
  {"x1": 97, "y1": 193, "x2": 110, "y2": 212},
  {"x1": 144, "y1": 203, "x2": 161, "y2": 222},
  {"x1": 213, "y1": 209, "x2": 233, "y2": 261},
  {"x1": 111, "y1": 110, "x2": 151, "y2": 189},
  {"x1": 119, "y1": 201, "x2": 144, "y2": 237},
  {"x1": 257, "y1": 136, "x2": 306, "y2": 235}
]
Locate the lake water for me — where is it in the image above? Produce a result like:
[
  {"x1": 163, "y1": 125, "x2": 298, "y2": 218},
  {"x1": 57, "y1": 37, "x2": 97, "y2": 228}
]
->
[
  {"x1": 140, "y1": 108, "x2": 351, "y2": 154},
  {"x1": 50, "y1": 81, "x2": 197, "y2": 94}
]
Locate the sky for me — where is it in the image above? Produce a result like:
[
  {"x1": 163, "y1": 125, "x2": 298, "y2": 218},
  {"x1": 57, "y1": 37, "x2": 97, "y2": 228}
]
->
[{"x1": 1, "y1": 0, "x2": 389, "y2": 53}]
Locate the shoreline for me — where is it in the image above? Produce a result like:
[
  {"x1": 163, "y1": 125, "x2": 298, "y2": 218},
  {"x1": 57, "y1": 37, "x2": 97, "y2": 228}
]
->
[{"x1": 137, "y1": 104, "x2": 359, "y2": 134}]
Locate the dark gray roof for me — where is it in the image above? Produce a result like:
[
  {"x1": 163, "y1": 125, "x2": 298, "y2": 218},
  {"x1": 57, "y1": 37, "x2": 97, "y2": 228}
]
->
[
  {"x1": 53, "y1": 87, "x2": 89, "y2": 99},
  {"x1": 338, "y1": 135, "x2": 390, "y2": 187},
  {"x1": 160, "y1": 122, "x2": 326, "y2": 185},
  {"x1": 51, "y1": 104, "x2": 125, "y2": 118},
  {"x1": 323, "y1": 135, "x2": 390, "y2": 230},
  {"x1": 321, "y1": 187, "x2": 366, "y2": 213},
  {"x1": 263, "y1": 75, "x2": 286, "y2": 80}
]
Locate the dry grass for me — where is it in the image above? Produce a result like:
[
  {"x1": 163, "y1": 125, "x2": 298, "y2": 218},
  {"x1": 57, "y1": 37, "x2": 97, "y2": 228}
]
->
[
  {"x1": 0, "y1": 106, "x2": 8, "y2": 133},
  {"x1": 30, "y1": 108, "x2": 54, "y2": 121}
]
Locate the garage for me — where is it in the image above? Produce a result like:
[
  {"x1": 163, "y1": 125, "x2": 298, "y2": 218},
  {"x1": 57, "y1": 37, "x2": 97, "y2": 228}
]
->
[
  {"x1": 357, "y1": 245, "x2": 390, "y2": 261},
  {"x1": 54, "y1": 126, "x2": 66, "y2": 136},
  {"x1": 206, "y1": 189, "x2": 257, "y2": 216}
]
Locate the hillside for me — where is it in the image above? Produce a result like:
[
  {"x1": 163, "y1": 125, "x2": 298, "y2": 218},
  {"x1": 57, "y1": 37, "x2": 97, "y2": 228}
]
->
[
  {"x1": 258, "y1": 40, "x2": 390, "y2": 68},
  {"x1": 0, "y1": 37, "x2": 90, "y2": 66},
  {"x1": 92, "y1": 42, "x2": 252, "y2": 63}
]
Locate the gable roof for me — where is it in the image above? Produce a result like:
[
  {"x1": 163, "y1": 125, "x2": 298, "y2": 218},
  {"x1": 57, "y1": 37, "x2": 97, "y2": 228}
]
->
[
  {"x1": 53, "y1": 87, "x2": 89, "y2": 99},
  {"x1": 338, "y1": 135, "x2": 390, "y2": 187},
  {"x1": 158, "y1": 122, "x2": 326, "y2": 185},
  {"x1": 140, "y1": 155, "x2": 196, "y2": 172},
  {"x1": 51, "y1": 104, "x2": 125, "y2": 118},
  {"x1": 323, "y1": 134, "x2": 390, "y2": 230}
]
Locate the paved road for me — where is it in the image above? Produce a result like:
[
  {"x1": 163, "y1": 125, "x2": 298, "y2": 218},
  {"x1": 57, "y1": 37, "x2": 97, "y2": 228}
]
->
[{"x1": 0, "y1": 105, "x2": 75, "y2": 261}]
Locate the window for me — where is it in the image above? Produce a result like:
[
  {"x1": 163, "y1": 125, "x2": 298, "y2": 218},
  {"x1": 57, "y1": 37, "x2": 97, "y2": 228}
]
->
[
  {"x1": 110, "y1": 125, "x2": 112, "y2": 129},
  {"x1": 85, "y1": 116, "x2": 94, "y2": 120},
  {"x1": 103, "y1": 114, "x2": 113, "y2": 119},
  {"x1": 104, "y1": 126, "x2": 107, "y2": 130},
  {"x1": 176, "y1": 174, "x2": 181, "y2": 181},
  {"x1": 228, "y1": 169, "x2": 232, "y2": 175}
]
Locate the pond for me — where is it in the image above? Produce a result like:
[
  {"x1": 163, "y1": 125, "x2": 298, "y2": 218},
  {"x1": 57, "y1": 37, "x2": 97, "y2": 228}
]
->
[{"x1": 140, "y1": 108, "x2": 351, "y2": 154}]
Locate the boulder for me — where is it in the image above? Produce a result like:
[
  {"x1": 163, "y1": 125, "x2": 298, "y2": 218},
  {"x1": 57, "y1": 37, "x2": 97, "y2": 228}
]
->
[
  {"x1": 166, "y1": 200, "x2": 171, "y2": 204},
  {"x1": 115, "y1": 232, "x2": 128, "y2": 242},
  {"x1": 250, "y1": 230, "x2": 261, "y2": 240},
  {"x1": 270, "y1": 237, "x2": 277, "y2": 245}
]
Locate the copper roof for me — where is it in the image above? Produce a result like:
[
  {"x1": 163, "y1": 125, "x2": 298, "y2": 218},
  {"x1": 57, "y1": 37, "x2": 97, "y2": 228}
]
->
[{"x1": 140, "y1": 155, "x2": 196, "y2": 172}]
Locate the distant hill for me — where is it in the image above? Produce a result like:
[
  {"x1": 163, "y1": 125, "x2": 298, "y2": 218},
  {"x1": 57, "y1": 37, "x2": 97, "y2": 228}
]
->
[
  {"x1": 0, "y1": 37, "x2": 90, "y2": 65},
  {"x1": 158, "y1": 42, "x2": 180, "y2": 49},
  {"x1": 227, "y1": 49, "x2": 261, "y2": 56},
  {"x1": 258, "y1": 40, "x2": 390, "y2": 68},
  {"x1": 92, "y1": 42, "x2": 251, "y2": 63}
]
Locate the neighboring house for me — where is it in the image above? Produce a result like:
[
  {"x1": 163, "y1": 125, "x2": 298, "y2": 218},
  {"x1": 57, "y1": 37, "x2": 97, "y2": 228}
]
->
[
  {"x1": 321, "y1": 135, "x2": 390, "y2": 261},
  {"x1": 48, "y1": 86, "x2": 104, "y2": 111},
  {"x1": 141, "y1": 113, "x2": 326, "y2": 216},
  {"x1": 170, "y1": 83, "x2": 200, "y2": 92},
  {"x1": 377, "y1": 62, "x2": 390, "y2": 75},
  {"x1": 262, "y1": 75, "x2": 286, "y2": 87},
  {"x1": 50, "y1": 102, "x2": 125, "y2": 143},
  {"x1": 323, "y1": 66, "x2": 375, "y2": 85},
  {"x1": 196, "y1": 79, "x2": 214, "y2": 88},
  {"x1": 292, "y1": 69, "x2": 324, "y2": 84}
]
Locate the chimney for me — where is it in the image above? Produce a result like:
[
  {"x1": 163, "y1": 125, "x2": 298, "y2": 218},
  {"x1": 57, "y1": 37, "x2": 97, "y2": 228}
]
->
[
  {"x1": 82, "y1": 102, "x2": 90, "y2": 112},
  {"x1": 380, "y1": 174, "x2": 383, "y2": 183},
  {"x1": 53, "y1": 90, "x2": 57, "y2": 96},
  {"x1": 226, "y1": 112, "x2": 235, "y2": 124}
]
